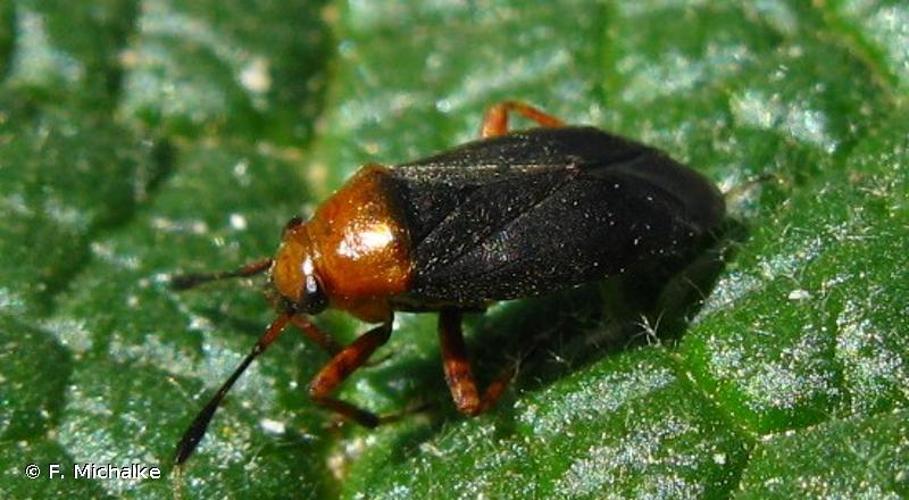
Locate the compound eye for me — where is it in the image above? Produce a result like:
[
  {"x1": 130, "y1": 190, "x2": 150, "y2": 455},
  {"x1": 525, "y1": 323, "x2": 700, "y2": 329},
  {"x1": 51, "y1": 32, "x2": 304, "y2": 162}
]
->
[
  {"x1": 300, "y1": 273, "x2": 328, "y2": 314},
  {"x1": 282, "y1": 216, "x2": 304, "y2": 237}
]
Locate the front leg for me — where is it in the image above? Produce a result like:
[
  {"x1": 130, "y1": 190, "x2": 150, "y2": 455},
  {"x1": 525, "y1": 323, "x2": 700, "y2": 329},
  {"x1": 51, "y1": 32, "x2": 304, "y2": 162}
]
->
[
  {"x1": 308, "y1": 321, "x2": 392, "y2": 427},
  {"x1": 290, "y1": 314, "x2": 342, "y2": 356}
]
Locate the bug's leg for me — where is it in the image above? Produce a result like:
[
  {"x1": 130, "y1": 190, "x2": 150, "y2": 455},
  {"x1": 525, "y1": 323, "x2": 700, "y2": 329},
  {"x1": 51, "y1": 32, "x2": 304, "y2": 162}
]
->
[
  {"x1": 170, "y1": 258, "x2": 272, "y2": 290},
  {"x1": 308, "y1": 321, "x2": 392, "y2": 427},
  {"x1": 481, "y1": 100, "x2": 566, "y2": 138},
  {"x1": 290, "y1": 314, "x2": 342, "y2": 356},
  {"x1": 438, "y1": 309, "x2": 514, "y2": 415},
  {"x1": 291, "y1": 314, "x2": 391, "y2": 367}
]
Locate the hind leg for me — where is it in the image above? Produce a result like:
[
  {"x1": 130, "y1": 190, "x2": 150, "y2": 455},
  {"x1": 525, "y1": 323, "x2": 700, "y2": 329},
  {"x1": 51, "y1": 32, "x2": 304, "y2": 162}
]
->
[{"x1": 481, "y1": 100, "x2": 565, "y2": 138}]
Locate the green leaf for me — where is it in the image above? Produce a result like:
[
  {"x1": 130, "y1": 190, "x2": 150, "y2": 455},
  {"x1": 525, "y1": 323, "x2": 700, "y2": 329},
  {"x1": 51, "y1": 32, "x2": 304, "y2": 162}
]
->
[
  {"x1": 738, "y1": 409, "x2": 909, "y2": 497},
  {"x1": 1, "y1": 0, "x2": 905, "y2": 498}
]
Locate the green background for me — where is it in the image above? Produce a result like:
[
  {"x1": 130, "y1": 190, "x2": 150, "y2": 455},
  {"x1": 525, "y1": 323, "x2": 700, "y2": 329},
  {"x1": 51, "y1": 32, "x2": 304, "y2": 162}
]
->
[{"x1": 0, "y1": 0, "x2": 906, "y2": 498}]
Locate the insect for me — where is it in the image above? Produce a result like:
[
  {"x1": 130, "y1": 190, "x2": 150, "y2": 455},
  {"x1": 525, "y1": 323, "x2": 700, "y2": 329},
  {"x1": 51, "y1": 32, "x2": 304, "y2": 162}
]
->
[{"x1": 171, "y1": 101, "x2": 725, "y2": 464}]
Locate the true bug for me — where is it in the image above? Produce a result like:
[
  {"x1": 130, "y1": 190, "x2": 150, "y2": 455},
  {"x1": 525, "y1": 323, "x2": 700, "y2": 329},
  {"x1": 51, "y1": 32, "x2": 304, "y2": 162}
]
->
[{"x1": 171, "y1": 101, "x2": 725, "y2": 464}]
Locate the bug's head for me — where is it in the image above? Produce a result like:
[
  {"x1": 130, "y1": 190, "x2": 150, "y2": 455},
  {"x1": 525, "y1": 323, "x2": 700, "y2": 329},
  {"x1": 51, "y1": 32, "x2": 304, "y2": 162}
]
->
[{"x1": 271, "y1": 216, "x2": 329, "y2": 315}]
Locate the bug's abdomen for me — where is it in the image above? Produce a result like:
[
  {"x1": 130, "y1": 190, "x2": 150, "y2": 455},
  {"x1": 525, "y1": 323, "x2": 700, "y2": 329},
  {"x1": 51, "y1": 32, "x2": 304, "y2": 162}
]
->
[
  {"x1": 386, "y1": 127, "x2": 724, "y2": 306},
  {"x1": 407, "y1": 173, "x2": 700, "y2": 303}
]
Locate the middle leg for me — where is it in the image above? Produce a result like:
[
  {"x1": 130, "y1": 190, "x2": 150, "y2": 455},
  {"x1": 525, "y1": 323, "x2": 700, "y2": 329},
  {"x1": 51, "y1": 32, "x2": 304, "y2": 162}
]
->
[{"x1": 438, "y1": 309, "x2": 514, "y2": 416}]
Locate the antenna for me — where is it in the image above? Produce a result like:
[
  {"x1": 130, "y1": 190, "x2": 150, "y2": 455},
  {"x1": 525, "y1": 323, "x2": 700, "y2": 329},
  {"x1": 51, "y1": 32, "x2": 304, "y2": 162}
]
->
[
  {"x1": 170, "y1": 258, "x2": 273, "y2": 290},
  {"x1": 174, "y1": 312, "x2": 291, "y2": 465}
]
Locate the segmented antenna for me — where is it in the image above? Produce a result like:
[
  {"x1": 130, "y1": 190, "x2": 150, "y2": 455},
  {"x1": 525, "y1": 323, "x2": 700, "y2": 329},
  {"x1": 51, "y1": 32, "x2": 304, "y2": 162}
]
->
[
  {"x1": 170, "y1": 258, "x2": 273, "y2": 290},
  {"x1": 174, "y1": 312, "x2": 291, "y2": 465}
]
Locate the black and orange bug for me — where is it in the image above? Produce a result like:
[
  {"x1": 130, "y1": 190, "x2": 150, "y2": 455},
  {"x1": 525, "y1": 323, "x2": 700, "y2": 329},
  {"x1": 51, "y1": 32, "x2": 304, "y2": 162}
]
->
[{"x1": 171, "y1": 101, "x2": 725, "y2": 464}]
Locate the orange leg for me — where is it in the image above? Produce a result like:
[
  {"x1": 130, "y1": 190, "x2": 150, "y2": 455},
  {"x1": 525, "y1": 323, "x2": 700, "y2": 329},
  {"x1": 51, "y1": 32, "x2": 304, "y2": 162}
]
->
[
  {"x1": 480, "y1": 100, "x2": 566, "y2": 138},
  {"x1": 308, "y1": 322, "x2": 392, "y2": 427},
  {"x1": 438, "y1": 309, "x2": 514, "y2": 415},
  {"x1": 290, "y1": 315, "x2": 342, "y2": 355},
  {"x1": 292, "y1": 314, "x2": 390, "y2": 367}
]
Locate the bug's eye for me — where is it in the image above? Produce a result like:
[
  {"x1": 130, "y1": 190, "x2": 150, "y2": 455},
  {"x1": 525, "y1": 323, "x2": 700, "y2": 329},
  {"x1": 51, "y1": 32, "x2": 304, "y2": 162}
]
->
[
  {"x1": 300, "y1": 274, "x2": 328, "y2": 314},
  {"x1": 282, "y1": 216, "x2": 304, "y2": 237}
]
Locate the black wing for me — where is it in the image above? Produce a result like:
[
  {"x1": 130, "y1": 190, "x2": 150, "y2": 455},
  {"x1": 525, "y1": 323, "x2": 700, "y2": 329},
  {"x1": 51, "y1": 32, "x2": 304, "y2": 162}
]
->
[{"x1": 386, "y1": 127, "x2": 724, "y2": 306}]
